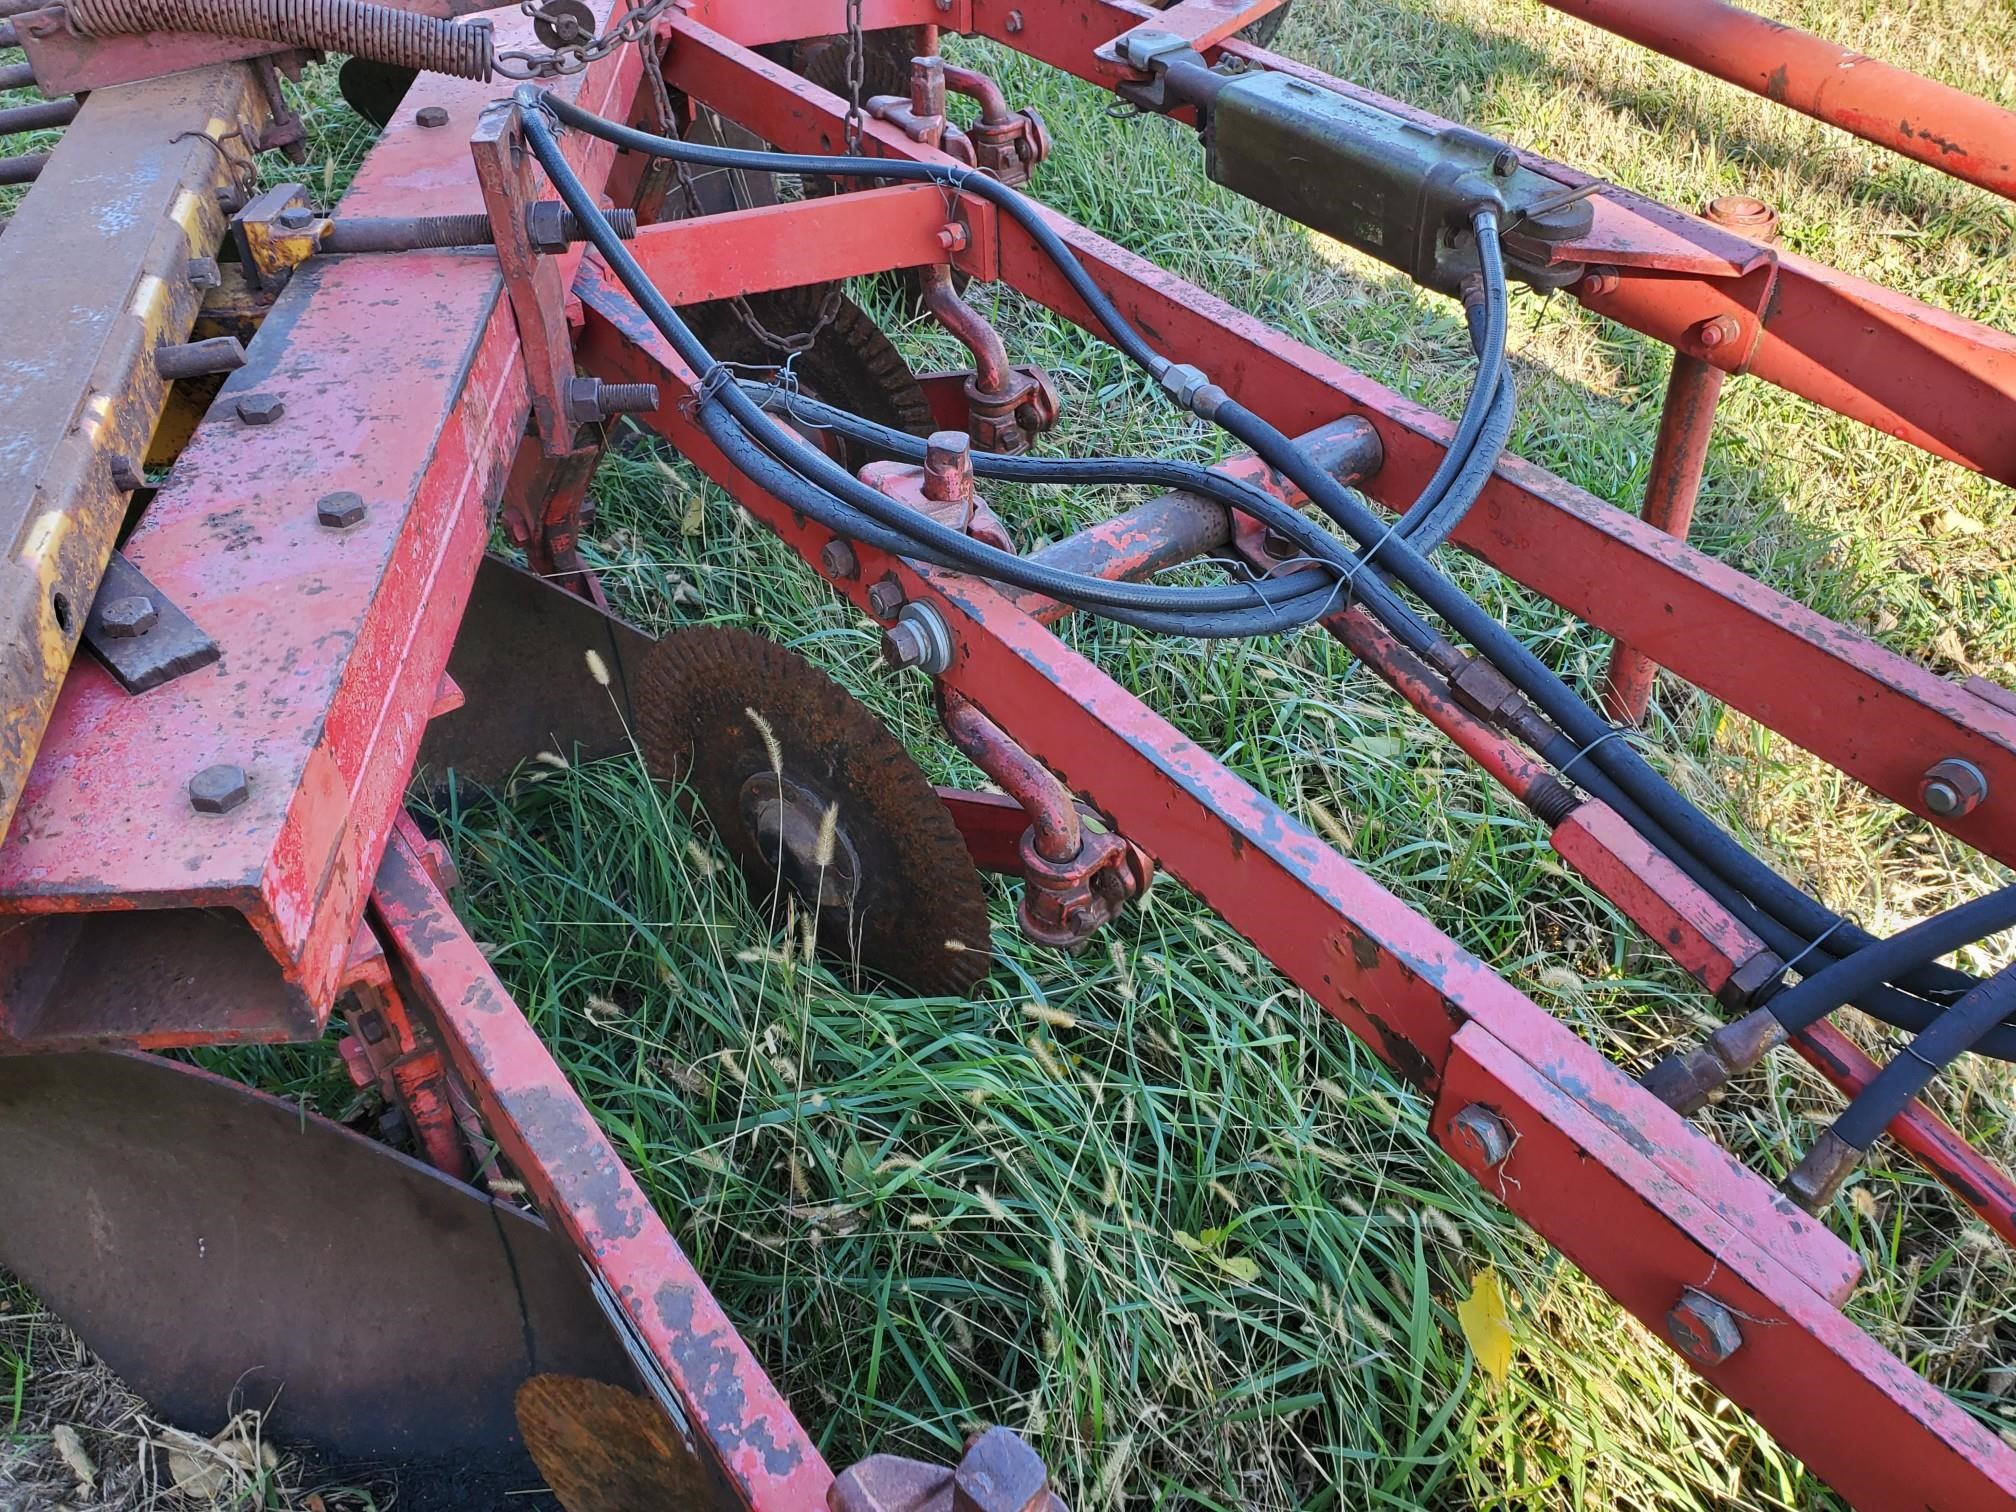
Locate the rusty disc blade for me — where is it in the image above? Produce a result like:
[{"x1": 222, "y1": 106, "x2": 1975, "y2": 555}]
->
[
  {"x1": 637, "y1": 626, "x2": 992, "y2": 995},
  {"x1": 517, "y1": 1375, "x2": 728, "y2": 1512},
  {"x1": 0, "y1": 1052, "x2": 635, "y2": 1472}
]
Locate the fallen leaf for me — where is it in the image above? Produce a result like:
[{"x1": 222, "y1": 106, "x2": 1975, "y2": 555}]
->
[
  {"x1": 1934, "y1": 506, "x2": 1985, "y2": 536},
  {"x1": 51, "y1": 1424, "x2": 95, "y2": 1491},
  {"x1": 1456, "y1": 1267, "x2": 1516, "y2": 1387}
]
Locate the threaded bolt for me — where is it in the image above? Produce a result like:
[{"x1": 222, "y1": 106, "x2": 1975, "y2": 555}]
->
[
  {"x1": 155, "y1": 336, "x2": 247, "y2": 381},
  {"x1": 881, "y1": 602, "x2": 954, "y2": 675},
  {"x1": 563, "y1": 376, "x2": 659, "y2": 424},
  {"x1": 1696, "y1": 314, "x2": 1744, "y2": 350},
  {"x1": 1575, "y1": 265, "x2": 1620, "y2": 298},
  {"x1": 525, "y1": 200, "x2": 639, "y2": 251},
  {"x1": 99, "y1": 595, "x2": 157, "y2": 639},
  {"x1": 1920, "y1": 757, "x2": 1988, "y2": 819},
  {"x1": 867, "y1": 581, "x2": 906, "y2": 621}
]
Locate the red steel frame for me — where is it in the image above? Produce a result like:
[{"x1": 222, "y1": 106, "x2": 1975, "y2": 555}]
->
[{"x1": 2, "y1": 0, "x2": 2013, "y2": 1506}]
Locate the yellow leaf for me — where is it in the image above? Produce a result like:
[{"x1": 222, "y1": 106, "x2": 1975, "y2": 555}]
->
[{"x1": 1456, "y1": 1267, "x2": 1515, "y2": 1387}]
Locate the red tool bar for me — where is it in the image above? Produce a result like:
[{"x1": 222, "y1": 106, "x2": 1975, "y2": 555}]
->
[
  {"x1": 574, "y1": 266, "x2": 1867, "y2": 1310},
  {"x1": 1537, "y1": 0, "x2": 2016, "y2": 202},
  {"x1": 373, "y1": 823, "x2": 832, "y2": 1511},
  {"x1": 1439, "y1": 1024, "x2": 2016, "y2": 1508},
  {"x1": 659, "y1": 19, "x2": 2016, "y2": 871},
  {"x1": 624, "y1": 182, "x2": 959, "y2": 304},
  {"x1": 1794, "y1": 1022, "x2": 2016, "y2": 1250}
]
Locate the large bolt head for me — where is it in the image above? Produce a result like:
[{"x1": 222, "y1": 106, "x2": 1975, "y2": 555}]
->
[
  {"x1": 317, "y1": 490, "x2": 368, "y2": 530},
  {"x1": 819, "y1": 539, "x2": 859, "y2": 580},
  {"x1": 953, "y1": 1427, "x2": 1049, "y2": 1512},
  {"x1": 99, "y1": 595, "x2": 158, "y2": 639},
  {"x1": 1447, "y1": 1104, "x2": 1513, "y2": 1169},
  {"x1": 880, "y1": 602, "x2": 953, "y2": 675},
  {"x1": 1920, "y1": 757, "x2": 1988, "y2": 819},
  {"x1": 189, "y1": 763, "x2": 250, "y2": 815},
  {"x1": 415, "y1": 105, "x2": 450, "y2": 128},
  {"x1": 1666, "y1": 1289, "x2": 1743, "y2": 1367},
  {"x1": 236, "y1": 392, "x2": 285, "y2": 425},
  {"x1": 866, "y1": 581, "x2": 906, "y2": 622}
]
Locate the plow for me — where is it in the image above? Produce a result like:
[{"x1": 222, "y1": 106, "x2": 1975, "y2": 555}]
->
[{"x1": 0, "y1": 0, "x2": 2013, "y2": 1505}]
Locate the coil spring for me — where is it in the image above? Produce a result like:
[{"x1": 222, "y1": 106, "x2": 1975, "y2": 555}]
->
[{"x1": 65, "y1": 0, "x2": 493, "y2": 79}]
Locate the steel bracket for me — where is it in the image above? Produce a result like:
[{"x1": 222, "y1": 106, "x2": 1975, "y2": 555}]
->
[{"x1": 81, "y1": 550, "x2": 221, "y2": 694}]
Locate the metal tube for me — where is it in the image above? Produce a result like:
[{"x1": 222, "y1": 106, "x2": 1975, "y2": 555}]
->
[
  {"x1": 918, "y1": 262, "x2": 1012, "y2": 394},
  {"x1": 941, "y1": 691, "x2": 1082, "y2": 865},
  {"x1": 1539, "y1": 0, "x2": 2016, "y2": 202},
  {"x1": 0, "y1": 96, "x2": 76, "y2": 134},
  {"x1": 1600, "y1": 352, "x2": 1726, "y2": 724},
  {"x1": 0, "y1": 150, "x2": 45, "y2": 186},
  {"x1": 0, "y1": 19, "x2": 17, "y2": 45},
  {"x1": 0, "y1": 60, "x2": 37, "y2": 90},
  {"x1": 942, "y1": 63, "x2": 1011, "y2": 126}
]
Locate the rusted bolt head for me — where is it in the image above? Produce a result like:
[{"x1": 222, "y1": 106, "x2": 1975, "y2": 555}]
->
[
  {"x1": 99, "y1": 595, "x2": 158, "y2": 639},
  {"x1": 1704, "y1": 194, "x2": 1777, "y2": 242},
  {"x1": 1447, "y1": 1104, "x2": 1513, "y2": 1169},
  {"x1": 820, "y1": 539, "x2": 859, "y2": 580},
  {"x1": 923, "y1": 430, "x2": 975, "y2": 504},
  {"x1": 415, "y1": 105, "x2": 450, "y2": 128},
  {"x1": 1666, "y1": 1289, "x2": 1743, "y2": 1367},
  {"x1": 953, "y1": 1427, "x2": 1049, "y2": 1512},
  {"x1": 1491, "y1": 147, "x2": 1518, "y2": 177},
  {"x1": 317, "y1": 490, "x2": 367, "y2": 530},
  {"x1": 278, "y1": 206, "x2": 316, "y2": 230},
  {"x1": 189, "y1": 763, "x2": 250, "y2": 816},
  {"x1": 185, "y1": 255, "x2": 222, "y2": 290},
  {"x1": 1695, "y1": 314, "x2": 1744, "y2": 350},
  {"x1": 881, "y1": 602, "x2": 953, "y2": 676},
  {"x1": 236, "y1": 392, "x2": 285, "y2": 425},
  {"x1": 1574, "y1": 264, "x2": 1619, "y2": 298},
  {"x1": 1921, "y1": 757, "x2": 1988, "y2": 819},
  {"x1": 866, "y1": 580, "x2": 906, "y2": 621}
]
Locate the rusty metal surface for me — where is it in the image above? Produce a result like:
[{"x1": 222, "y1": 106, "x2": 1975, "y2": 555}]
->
[
  {"x1": 418, "y1": 552, "x2": 656, "y2": 783},
  {"x1": 0, "y1": 60, "x2": 266, "y2": 847},
  {"x1": 0, "y1": 17, "x2": 644, "y2": 1043},
  {"x1": 517, "y1": 1376, "x2": 739, "y2": 1512},
  {"x1": 372, "y1": 824, "x2": 832, "y2": 1509},
  {"x1": 0, "y1": 1051, "x2": 637, "y2": 1462},
  {"x1": 635, "y1": 625, "x2": 992, "y2": 994},
  {"x1": 80, "y1": 549, "x2": 221, "y2": 693}
]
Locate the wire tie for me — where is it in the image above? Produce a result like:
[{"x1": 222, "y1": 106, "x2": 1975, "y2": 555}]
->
[
  {"x1": 1780, "y1": 915, "x2": 1853, "y2": 979},
  {"x1": 1556, "y1": 725, "x2": 1640, "y2": 787}
]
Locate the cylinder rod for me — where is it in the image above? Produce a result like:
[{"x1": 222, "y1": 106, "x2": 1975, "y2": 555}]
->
[
  {"x1": 0, "y1": 150, "x2": 46, "y2": 186},
  {"x1": 1540, "y1": 0, "x2": 2016, "y2": 201},
  {"x1": 0, "y1": 96, "x2": 77, "y2": 135}
]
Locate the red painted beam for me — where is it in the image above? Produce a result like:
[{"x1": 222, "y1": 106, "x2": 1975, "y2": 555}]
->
[
  {"x1": 659, "y1": 18, "x2": 2016, "y2": 871},
  {"x1": 1538, "y1": 0, "x2": 2016, "y2": 202}
]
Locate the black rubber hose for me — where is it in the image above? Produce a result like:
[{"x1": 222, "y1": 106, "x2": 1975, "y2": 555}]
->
[
  {"x1": 1829, "y1": 963, "x2": 2016, "y2": 1152},
  {"x1": 536, "y1": 91, "x2": 1982, "y2": 1010},
  {"x1": 1766, "y1": 884, "x2": 2016, "y2": 1039}
]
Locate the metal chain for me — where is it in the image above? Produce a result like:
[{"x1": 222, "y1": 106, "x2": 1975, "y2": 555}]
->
[
  {"x1": 728, "y1": 285, "x2": 846, "y2": 357},
  {"x1": 841, "y1": 0, "x2": 865, "y2": 153},
  {"x1": 494, "y1": 0, "x2": 675, "y2": 79}
]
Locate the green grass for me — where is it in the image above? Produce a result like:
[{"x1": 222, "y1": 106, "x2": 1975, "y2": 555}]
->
[{"x1": 12, "y1": 1, "x2": 2016, "y2": 1506}]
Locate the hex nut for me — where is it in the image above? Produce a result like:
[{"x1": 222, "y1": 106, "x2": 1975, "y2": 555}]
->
[
  {"x1": 415, "y1": 105, "x2": 450, "y2": 128},
  {"x1": 1666, "y1": 1289, "x2": 1743, "y2": 1367},
  {"x1": 881, "y1": 602, "x2": 953, "y2": 675},
  {"x1": 1921, "y1": 757, "x2": 1988, "y2": 819},
  {"x1": 317, "y1": 490, "x2": 368, "y2": 530},
  {"x1": 819, "y1": 540, "x2": 859, "y2": 580},
  {"x1": 236, "y1": 393, "x2": 285, "y2": 425},
  {"x1": 866, "y1": 581, "x2": 906, "y2": 621},
  {"x1": 99, "y1": 595, "x2": 158, "y2": 639},
  {"x1": 1447, "y1": 1104, "x2": 1513, "y2": 1169},
  {"x1": 189, "y1": 763, "x2": 250, "y2": 815}
]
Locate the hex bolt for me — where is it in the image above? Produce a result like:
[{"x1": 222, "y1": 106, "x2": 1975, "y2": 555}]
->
[
  {"x1": 866, "y1": 580, "x2": 907, "y2": 621},
  {"x1": 1665, "y1": 1289, "x2": 1743, "y2": 1367},
  {"x1": 316, "y1": 490, "x2": 368, "y2": 530},
  {"x1": 277, "y1": 205, "x2": 317, "y2": 230},
  {"x1": 1447, "y1": 1104, "x2": 1514, "y2": 1169},
  {"x1": 1695, "y1": 314, "x2": 1744, "y2": 350},
  {"x1": 953, "y1": 1426, "x2": 1050, "y2": 1512},
  {"x1": 236, "y1": 392, "x2": 285, "y2": 425},
  {"x1": 1491, "y1": 147, "x2": 1518, "y2": 177},
  {"x1": 109, "y1": 455, "x2": 145, "y2": 492},
  {"x1": 189, "y1": 763, "x2": 250, "y2": 816},
  {"x1": 937, "y1": 222, "x2": 970, "y2": 253},
  {"x1": 563, "y1": 376, "x2": 660, "y2": 424},
  {"x1": 99, "y1": 594, "x2": 158, "y2": 639},
  {"x1": 155, "y1": 335, "x2": 247, "y2": 381},
  {"x1": 185, "y1": 254, "x2": 223, "y2": 290},
  {"x1": 415, "y1": 105, "x2": 450, "y2": 128},
  {"x1": 881, "y1": 601, "x2": 955, "y2": 675},
  {"x1": 1920, "y1": 757, "x2": 1988, "y2": 819},
  {"x1": 525, "y1": 200, "x2": 639, "y2": 252},
  {"x1": 819, "y1": 539, "x2": 860, "y2": 580},
  {"x1": 1575, "y1": 264, "x2": 1620, "y2": 298},
  {"x1": 923, "y1": 429, "x2": 975, "y2": 505}
]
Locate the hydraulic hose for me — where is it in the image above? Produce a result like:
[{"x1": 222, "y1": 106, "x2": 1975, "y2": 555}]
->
[
  {"x1": 532, "y1": 91, "x2": 1991, "y2": 1023},
  {"x1": 1828, "y1": 964, "x2": 2016, "y2": 1153}
]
